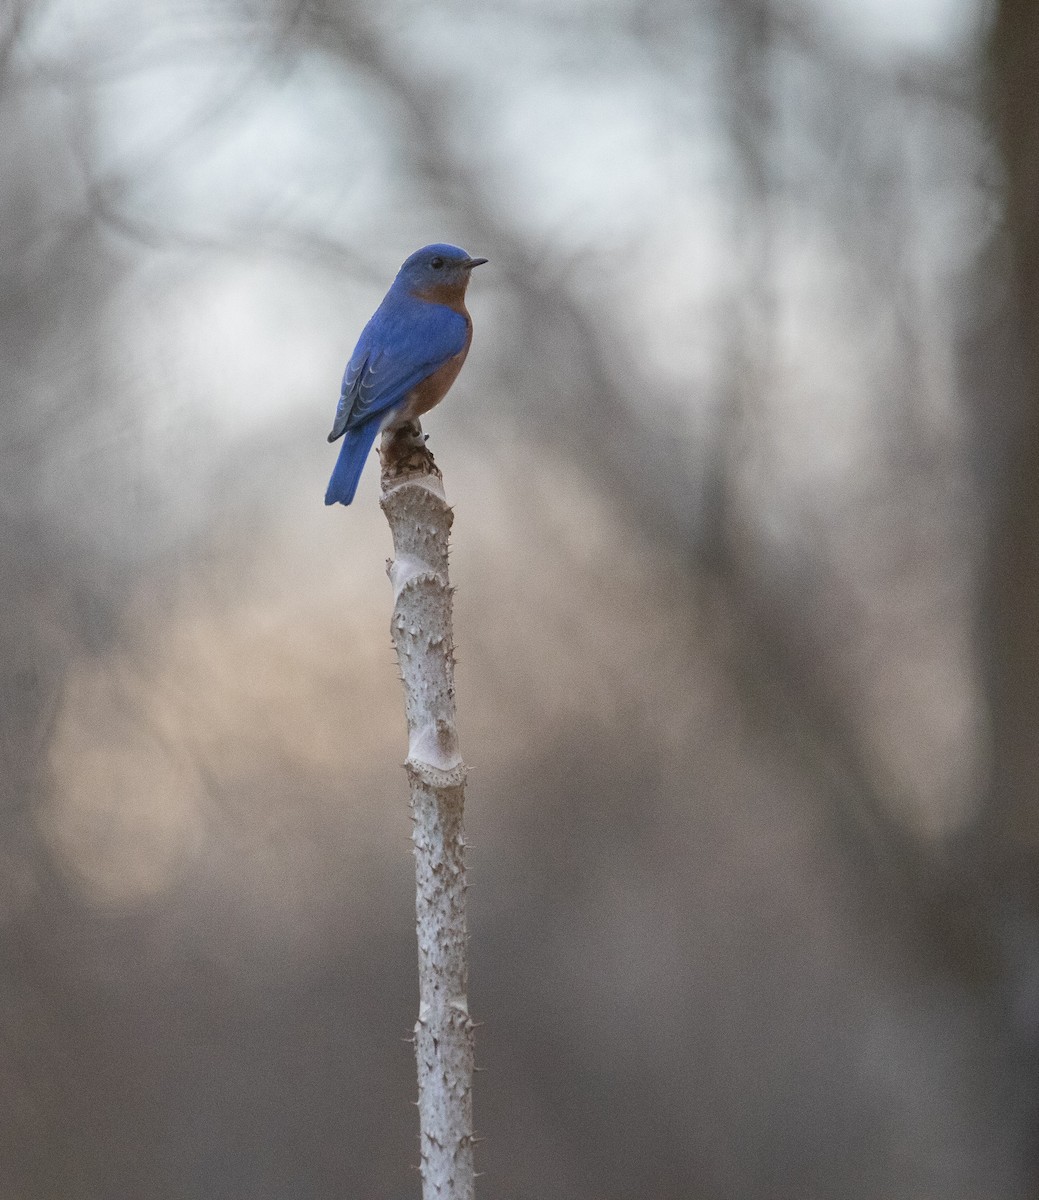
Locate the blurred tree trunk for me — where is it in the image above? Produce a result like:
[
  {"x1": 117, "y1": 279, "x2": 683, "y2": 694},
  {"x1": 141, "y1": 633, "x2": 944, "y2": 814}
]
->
[
  {"x1": 986, "y1": 1, "x2": 1039, "y2": 860},
  {"x1": 981, "y1": 6, "x2": 1039, "y2": 1180}
]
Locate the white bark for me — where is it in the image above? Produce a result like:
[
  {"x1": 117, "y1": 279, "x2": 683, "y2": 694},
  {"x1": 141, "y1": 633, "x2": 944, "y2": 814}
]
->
[{"x1": 379, "y1": 424, "x2": 475, "y2": 1200}]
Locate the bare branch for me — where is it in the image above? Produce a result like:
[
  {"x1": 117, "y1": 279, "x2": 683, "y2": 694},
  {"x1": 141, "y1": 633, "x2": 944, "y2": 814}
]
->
[{"x1": 379, "y1": 422, "x2": 475, "y2": 1200}]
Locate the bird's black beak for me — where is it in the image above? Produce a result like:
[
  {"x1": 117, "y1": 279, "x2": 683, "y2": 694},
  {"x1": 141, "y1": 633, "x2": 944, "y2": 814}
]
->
[{"x1": 464, "y1": 257, "x2": 488, "y2": 270}]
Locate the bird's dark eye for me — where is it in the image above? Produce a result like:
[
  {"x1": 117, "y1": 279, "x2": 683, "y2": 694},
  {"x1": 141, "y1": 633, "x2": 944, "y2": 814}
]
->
[{"x1": 430, "y1": 256, "x2": 444, "y2": 269}]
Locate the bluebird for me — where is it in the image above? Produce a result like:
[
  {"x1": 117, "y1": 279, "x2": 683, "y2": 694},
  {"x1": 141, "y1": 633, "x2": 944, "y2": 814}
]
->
[{"x1": 324, "y1": 243, "x2": 487, "y2": 506}]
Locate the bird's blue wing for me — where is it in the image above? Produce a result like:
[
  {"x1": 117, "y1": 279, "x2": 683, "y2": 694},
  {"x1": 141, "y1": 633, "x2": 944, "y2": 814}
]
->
[
  {"x1": 328, "y1": 300, "x2": 468, "y2": 442},
  {"x1": 327, "y1": 345, "x2": 373, "y2": 442}
]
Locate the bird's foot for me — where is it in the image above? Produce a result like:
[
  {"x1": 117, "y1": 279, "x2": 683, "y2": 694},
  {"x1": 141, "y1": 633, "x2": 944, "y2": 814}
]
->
[{"x1": 379, "y1": 421, "x2": 441, "y2": 489}]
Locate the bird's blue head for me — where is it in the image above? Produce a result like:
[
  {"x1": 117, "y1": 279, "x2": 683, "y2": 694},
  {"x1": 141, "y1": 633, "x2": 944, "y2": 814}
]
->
[{"x1": 394, "y1": 243, "x2": 488, "y2": 301}]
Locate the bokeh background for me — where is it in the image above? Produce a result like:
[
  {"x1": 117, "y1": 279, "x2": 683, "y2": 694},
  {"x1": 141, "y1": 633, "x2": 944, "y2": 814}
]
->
[{"x1": 3, "y1": 0, "x2": 1039, "y2": 1195}]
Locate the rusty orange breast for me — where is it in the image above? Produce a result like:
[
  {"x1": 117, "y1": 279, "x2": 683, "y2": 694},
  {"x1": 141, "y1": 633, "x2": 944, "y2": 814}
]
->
[
  {"x1": 411, "y1": 278, "x2": 472, "y2": 312},
  {"x1": 392, "y1": 312, "x2": 474, "y2": 428}
]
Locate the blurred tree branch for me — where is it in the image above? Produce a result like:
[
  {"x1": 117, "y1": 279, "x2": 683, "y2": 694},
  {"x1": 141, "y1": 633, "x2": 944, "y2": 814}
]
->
[
  {"x1": 985, "y1": 0, "x2": 1039, "y2": 859},
  {"x1": 0, "y1": 0, "x2": 29, "y2": 79}
]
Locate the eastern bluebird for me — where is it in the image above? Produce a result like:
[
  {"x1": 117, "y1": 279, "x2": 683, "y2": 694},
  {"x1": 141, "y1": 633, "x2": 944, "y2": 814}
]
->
[{"x1": 324, "y1": 243, "x2": 487, "y2": 506}]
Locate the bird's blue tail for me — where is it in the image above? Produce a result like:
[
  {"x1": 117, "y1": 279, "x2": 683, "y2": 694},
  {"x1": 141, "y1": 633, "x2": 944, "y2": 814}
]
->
[{"x1": 324, "y1": 421, "x2": 381, "y2": 506}]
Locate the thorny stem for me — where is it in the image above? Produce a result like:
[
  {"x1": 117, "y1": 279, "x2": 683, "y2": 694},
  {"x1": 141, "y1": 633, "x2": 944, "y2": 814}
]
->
[{"x1": 380, "y1": 422, "x2": 475, "y2": 1200}]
